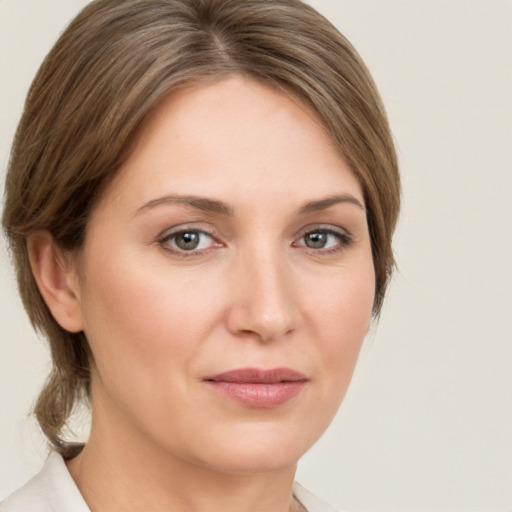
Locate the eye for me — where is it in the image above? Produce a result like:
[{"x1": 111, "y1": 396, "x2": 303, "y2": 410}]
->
[
  {"x1": 303, "y1": 231, "x2": 334, "y2": 249},
  {"x1": 295, "y1": 228, "x2": 352, "y2": 252},
  {"x1": 160, "y1": 229, "x2": 216, "y2": 253}
]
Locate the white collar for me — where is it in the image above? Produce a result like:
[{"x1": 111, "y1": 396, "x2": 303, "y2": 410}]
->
[{"x1": 1, "y1": 451, "x2": 89, "y2": 512}]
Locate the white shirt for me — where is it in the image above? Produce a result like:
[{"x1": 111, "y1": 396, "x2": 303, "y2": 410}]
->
[{"x1": 1, "y1": 452, "x2": 342, "y2": 511}]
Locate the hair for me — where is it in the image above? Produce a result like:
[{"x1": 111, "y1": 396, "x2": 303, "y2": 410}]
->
[{"x1": 2, "y1": 0, "x2": 400, "y2": 458}]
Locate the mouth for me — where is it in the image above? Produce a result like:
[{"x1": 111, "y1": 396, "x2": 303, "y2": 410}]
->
[{"x1": 203, "y1": 368, "x2": 308, "y2": 408}]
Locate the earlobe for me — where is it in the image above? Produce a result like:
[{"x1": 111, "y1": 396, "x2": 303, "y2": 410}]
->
[{"x1": 27, "y1": 232, "x2": 84, "y2": 333}]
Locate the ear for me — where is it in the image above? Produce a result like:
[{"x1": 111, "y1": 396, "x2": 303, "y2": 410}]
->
[{"x1": 27, "y1": 232, "x2": 84, "y2": 333}]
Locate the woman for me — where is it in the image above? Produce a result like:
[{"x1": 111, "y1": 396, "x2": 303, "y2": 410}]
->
[{"x1": 1, "y1": 0, "x2": 400, "y2": 511}]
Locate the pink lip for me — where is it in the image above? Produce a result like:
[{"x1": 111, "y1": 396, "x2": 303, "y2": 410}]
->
[{"x1": 203, "y1": 368, "x2": 308, "y2": 408}]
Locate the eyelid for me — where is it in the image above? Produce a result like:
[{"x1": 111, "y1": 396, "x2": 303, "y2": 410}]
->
[
  {"x1": 294, "y1": 223, "x2": 352, "y2": 240},
  {"x1": 158, "y1": 224, "x2": 216, "y2": 240}
]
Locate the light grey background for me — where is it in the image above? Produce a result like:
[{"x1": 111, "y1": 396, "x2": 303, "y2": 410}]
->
[{"x1": 1, "y1": 1, "x2": 511, "y2": 511}]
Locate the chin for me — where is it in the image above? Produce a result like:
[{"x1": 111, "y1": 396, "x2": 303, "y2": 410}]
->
[
  {"x1": 194, "y1": 444, "x2": 303, "y2": 475},
  {"x1": 176, "y1": 419, "x2": 326, "y2": 475}
]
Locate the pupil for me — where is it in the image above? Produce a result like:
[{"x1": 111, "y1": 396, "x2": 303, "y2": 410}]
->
[
  {"x1": 177, "y1": 232, "x2": 200, "y2": 250},
  {"x1": 306, "y1": 232, "x2": 327, "y2": 249}
]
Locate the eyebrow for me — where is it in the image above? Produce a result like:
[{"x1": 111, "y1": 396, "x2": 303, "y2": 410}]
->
[
  {"x1": 135, "y1": 194, "x2": 234, "y2": 216},
  {"x1": 134, "y1": 192, "x2": 365, "y2": 217},
  {"x1": 297, "y1": 194, "x2": 366, "y2": 214}
]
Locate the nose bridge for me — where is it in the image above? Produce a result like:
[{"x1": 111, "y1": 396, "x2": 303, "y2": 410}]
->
[{"x1": 228, "y1": 240, "x2": 298, "y2": 342}]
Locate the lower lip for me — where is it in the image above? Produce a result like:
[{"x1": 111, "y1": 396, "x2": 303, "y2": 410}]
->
[{"x1": 205, "y1": 381, "x2": 306, "y2": 408}]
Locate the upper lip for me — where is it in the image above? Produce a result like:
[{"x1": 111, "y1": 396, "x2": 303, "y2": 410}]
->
[{"x1": 204, "y1": 368, "x2": 307, "y2": 384}]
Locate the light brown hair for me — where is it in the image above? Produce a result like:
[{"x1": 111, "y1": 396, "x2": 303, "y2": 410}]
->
[{"x1": 2, "y1": 0, "x2": 400, "y2": 458}]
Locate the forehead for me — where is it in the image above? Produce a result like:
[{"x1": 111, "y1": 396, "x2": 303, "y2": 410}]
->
[{"x1": 97, "y1": 76, "x2": 363, "y2": 215}]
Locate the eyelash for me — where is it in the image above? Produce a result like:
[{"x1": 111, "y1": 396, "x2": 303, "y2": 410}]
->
[{"x1": 158, "y1": 225, "x2": 353, "y2": 258}]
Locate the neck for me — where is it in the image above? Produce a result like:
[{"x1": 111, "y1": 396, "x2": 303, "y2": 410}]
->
[{"x1": 67, "y1": 399, "x2": 300, "y2": 512}]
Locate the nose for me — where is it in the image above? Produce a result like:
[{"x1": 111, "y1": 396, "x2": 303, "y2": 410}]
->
[{"x1": 226, "y1": 249, "x2": 299, "y2": 343}]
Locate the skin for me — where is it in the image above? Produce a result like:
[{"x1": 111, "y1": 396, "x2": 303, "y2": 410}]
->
[{"x1": 30, "y1": 77, "x2": 375, "y2": 512}]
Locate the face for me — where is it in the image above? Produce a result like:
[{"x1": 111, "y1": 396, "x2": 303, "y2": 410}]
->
[{"x1": 74, "y1": 77, "x2": 375, "y2": 474}]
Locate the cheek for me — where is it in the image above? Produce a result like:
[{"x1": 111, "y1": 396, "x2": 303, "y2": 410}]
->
[
  {"x1": 79, "y1": 247, "x2": 224, "y2": 389},
  {"x1": 303, "y1": 262, "x2": 375, "y2": 388}
]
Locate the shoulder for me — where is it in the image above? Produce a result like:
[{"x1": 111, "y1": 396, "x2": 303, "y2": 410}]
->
[
  {"x1": 293, "y1": 482, "x2": 347, "y2": 512},
  {"x1": 0, "y1": 452, "x2": 89, "y2": 512}
]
